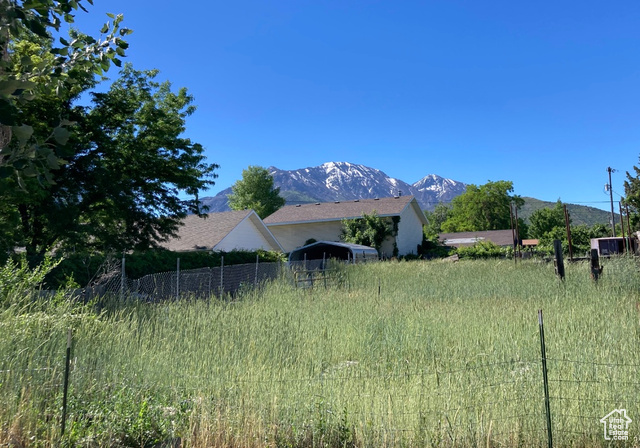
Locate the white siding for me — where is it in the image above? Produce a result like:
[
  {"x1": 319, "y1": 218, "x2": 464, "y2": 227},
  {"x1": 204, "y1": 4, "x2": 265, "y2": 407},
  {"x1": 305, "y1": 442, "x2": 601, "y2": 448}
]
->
[
  {"x1": 216, "y1": 217, "x2": 275, "y2": 251},
  {"x1": 269, "y1": 221, "x2": 344, "y2": 252},
  {"x1": 396, "y1": 206, "x2": 424, "y2": 255}
]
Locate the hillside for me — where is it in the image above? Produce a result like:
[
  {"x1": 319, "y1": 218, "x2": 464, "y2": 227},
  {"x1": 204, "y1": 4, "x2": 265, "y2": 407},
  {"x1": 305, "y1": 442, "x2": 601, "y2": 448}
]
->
[{"x1": 519, "y1": 197, "x2": 617, "y2": 227}]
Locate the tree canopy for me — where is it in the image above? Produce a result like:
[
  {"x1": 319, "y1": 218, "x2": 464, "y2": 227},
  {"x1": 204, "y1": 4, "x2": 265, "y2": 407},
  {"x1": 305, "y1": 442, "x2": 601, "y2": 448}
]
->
[
  {"x1": 423, "y1": 202, "x2": 452, "y2": 239},
  {"x1": 227, "y1": 166, "x2": 285, "y2": 219},
  {"x1": 624, "y1": 161, "x2": 640, "y2": 230},
  {"x1": 1, "y1": 0, "x2": 131, "y2": 188},
  {"x1": 441, "y1": 180, "x2": 524, "y2": 233},
  {"x1": 0, "y1": 25, "x2": 218, "y2": 260},
  {"x1": 528, "y1": 200, "x2": 567, "y2": 238},
  {"x1": 340, "y1": 211, "x2": 392, "y2": 253}
]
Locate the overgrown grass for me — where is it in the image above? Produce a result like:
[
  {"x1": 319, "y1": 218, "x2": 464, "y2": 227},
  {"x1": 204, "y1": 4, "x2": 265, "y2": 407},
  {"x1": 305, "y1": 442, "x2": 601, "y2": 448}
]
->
[{"x1": 1, "y1": 257, "x2": 639, "y2": 447}]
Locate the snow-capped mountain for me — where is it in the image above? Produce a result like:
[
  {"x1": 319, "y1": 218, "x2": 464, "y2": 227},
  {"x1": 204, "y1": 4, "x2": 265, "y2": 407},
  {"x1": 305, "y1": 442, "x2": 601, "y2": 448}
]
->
[{"x1": 200, "y1": 162, "x2": 467, "y2": 212}]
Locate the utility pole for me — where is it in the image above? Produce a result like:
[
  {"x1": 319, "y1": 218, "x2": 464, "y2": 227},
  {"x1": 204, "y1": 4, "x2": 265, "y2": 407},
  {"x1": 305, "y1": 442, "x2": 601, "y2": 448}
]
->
[{"x1": 607, "y1": 167, "x2": 616, "y2": 237}]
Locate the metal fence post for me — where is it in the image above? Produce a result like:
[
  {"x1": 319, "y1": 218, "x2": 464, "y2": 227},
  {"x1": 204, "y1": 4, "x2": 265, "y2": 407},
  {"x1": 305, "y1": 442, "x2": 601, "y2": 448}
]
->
[
  {"x1": 120, "y1": 254, "x2": 126, "y2": 301},
  {"x1": 176, "y1": 257, "x2": 180, "y2": 300},
  {"x1": 61, "y1": 329, "x2": 72, "y2": 436},
  {"x1": 538, "y1": 309, "x2": 553, "y2": 448},
  {"x1": 255, "y1": 254, "x2": 259, "y2": 287},
  {"x1": 220, "y1": 256, "x2": 224, "y2": 296}
]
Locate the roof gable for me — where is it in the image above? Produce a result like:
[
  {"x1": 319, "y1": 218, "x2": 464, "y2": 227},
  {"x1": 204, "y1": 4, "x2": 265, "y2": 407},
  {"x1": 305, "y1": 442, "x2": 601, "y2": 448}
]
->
[
  {"x1": 161, "y1": 210, "x2": 282, "y2": 252},
  {"x1": 264, "y1": 196, "x2": 426, "y2": 225}
]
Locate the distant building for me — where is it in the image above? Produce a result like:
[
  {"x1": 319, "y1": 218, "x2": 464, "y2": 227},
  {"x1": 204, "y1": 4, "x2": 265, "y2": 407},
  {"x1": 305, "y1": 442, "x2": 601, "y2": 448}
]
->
[{"x1": 439, "y1": 229, "x2": 516, "y2": 248}]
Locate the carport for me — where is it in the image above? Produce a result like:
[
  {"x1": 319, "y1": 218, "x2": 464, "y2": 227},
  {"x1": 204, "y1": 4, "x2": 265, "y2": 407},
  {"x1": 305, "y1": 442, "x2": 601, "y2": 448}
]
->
[{"x1": 288, "y1": 241, "x2": 379, "y2": 265}]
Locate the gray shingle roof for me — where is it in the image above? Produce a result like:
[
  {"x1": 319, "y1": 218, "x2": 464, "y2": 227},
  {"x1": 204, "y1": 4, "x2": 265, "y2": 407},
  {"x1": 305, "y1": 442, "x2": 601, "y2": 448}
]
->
[
  {"x1": 439, "y1": 229, "x2": 516, "y2": 247},
  {"x1": 263, "y1": 196, "x2": 421, "y2": 225},
  {"x1": 161, "y1": 210, "x2": 278, "y2": 252}
]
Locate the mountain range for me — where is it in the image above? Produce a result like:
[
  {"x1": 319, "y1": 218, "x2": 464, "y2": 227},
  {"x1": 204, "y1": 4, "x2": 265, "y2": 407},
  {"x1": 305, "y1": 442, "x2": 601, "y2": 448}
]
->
[{"x1": 200, "y1": 161, "x2": 614, "y2": 227}]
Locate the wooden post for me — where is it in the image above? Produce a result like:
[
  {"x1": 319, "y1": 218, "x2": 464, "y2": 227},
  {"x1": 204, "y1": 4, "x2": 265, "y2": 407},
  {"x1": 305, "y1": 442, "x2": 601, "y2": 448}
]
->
[
  {"x1": 619, "y1": 202, "x2": 627, "y2": 252},
  {"x1": 590, "y1": 249, "x2": 603, "y2": 281},
  {"x1": 553, "y1": 240, "x2": 565, "y2": 280}
]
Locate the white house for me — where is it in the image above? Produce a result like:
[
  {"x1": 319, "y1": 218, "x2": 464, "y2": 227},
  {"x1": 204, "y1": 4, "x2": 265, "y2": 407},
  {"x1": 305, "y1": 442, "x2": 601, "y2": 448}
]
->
[
  {"x1": 263, "y1": 195, "x2": 428, "y2": 256},
  {"x1": 160, "y1": 209, "x2": 284, "y2": 252}
]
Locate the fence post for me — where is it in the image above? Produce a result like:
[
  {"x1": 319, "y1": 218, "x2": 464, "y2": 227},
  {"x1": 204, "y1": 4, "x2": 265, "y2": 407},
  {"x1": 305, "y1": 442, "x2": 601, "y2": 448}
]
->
[
  {"x1": 553, "y1": 240, "x2": 564, "y2": 280},
  {"x1": 590, "y1": 249, "x2": 602, "y2": 281},
  {"x1": 538, "y1": 310, "x2": 553, "y2": 448},
  {"x1": 255, "y1": 254, "x2": 259, "y2": 287},
  {"x1": 61, "y1": 329, "x2": 72, "y2": 436},
  {"x1": 220, "y1": 256, "x2": 224, "y2": 296},
  {"x1": 120, "y1": 254, "x2": 126, "y2": 301},
  {"x1": 176, "y1": 257, "x2": 180, "y2": 300}
]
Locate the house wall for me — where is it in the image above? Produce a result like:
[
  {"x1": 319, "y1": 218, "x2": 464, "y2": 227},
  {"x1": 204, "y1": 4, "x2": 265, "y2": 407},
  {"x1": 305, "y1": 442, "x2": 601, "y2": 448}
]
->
[
  {"x1": 269, "y1": 208, "x2": 424, "y2": 256},
  {"x1": 269, "y1": 221, "x2": 345, "y2": 252},
  {"x1": 395, "y1": 206, "x2": 424, "y2": 256},
  {"x1": 216, "y1": 218, "x2": 276, "y2": 251}
]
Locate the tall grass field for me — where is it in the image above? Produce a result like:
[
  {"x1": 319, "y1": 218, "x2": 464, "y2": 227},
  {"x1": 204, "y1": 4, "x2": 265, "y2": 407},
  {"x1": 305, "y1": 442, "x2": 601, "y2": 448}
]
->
[{"x1": 1, "y1": 257, "x2": 639, "y2": 447}]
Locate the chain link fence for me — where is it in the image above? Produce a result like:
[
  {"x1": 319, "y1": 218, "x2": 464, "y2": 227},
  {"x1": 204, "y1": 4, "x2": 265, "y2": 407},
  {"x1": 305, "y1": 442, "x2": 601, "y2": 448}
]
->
[{"x1": 77, "y1": 258, "x2": 285, "y2": 302}]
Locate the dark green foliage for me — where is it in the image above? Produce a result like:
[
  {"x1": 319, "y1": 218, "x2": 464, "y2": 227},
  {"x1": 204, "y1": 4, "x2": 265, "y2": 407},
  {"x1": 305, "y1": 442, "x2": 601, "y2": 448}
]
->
[
  {"x1": 624, "y1": 160, "x2": 640, "y2": 230},
  {"x1": 441, "y1": 180, "x2": 523, "y2": 233},
  {"x1": 228, "y1": 166, "x2": 285, "y2": 219},
  {"x1": 536, "y1": 223, "x2": 610, "y2": 257},
  {"x1": 2, "y1": 64, "x2": 218, "y2": 259},
  {"x1": 423, "y1": 203, "x2": 452, "y2": 238},
  {"x1": 44, "y1": 249, "x2": 285, "y2": 288},
  {"x1": 455, "y1": 241, "x2": 512, "y2": 259},
  {"x1": 528, "y1": 200, "x2": 567, "y2": 238},
  {"x1": 340, "y1": 211, "x2": 392, "y2": 252}
]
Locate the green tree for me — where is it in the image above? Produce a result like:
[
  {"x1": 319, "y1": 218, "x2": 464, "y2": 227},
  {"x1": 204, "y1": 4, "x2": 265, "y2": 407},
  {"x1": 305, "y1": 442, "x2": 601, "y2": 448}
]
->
[
  {"x1": 340, "y1": 211, "x2": 392, "y2": 253},
  {"x1": 441, "y1": 180, "x2": 524, "y2": 233},
  {"x1": 623, "y1": 160, "x2": 640, "y2": 230},
  {"x1": 0, "y1": 0, "x2": 131, "y2": 187},
  {"x1": 423, "y1": 202, "x2": 451, "y2": 239},
  {"x1": 227, "y1": 166, "x2": 285, "y2": 219},
  {"x1": 1, "y1": 64, "x2": 218, "y2": 258},
  {"x1": 528, "y1": 200, "x2": 567, "y2": 238}
]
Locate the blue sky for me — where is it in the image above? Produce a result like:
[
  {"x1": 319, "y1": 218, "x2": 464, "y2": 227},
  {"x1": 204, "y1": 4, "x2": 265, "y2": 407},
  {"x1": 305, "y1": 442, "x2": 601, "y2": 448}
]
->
[{"x1": 68, "y1": 1, "x2": 640, "y2": 211}]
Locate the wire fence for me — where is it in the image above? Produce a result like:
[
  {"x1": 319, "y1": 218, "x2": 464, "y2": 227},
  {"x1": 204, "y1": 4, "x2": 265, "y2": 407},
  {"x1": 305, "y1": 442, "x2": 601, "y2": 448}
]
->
[
  {"x1": 2, "y1": 315, "x2": 638, "y2": 447},
  {"x1": 76, "y1": 259, "x2": 286, "y2": 302}
]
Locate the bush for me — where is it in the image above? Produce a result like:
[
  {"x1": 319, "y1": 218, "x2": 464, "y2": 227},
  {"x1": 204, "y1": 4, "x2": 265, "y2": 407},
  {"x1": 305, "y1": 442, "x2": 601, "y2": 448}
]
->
[{"x1": 455, "y1": 241, "x2": 512, "y2": 259}]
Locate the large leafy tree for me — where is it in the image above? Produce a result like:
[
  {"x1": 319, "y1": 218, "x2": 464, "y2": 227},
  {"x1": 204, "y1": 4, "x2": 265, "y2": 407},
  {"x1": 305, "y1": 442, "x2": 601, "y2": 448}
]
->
[
  {"x1": 423, "y1": 202, "x2": 452, "y2": 239},
  {"x1": 0, "y1": 0, "x2": 130, "y2": 187},
  {"x1": 528, "y1": 200, "x2": 567, "y2": 238},
  {"x1": 227, "y1": 165, "x2": 285, "y2": 219},
  {"x1": 1, "y1": 64, "x2": 218, "y2": 258},
  {"x1": 623, "y1": 160, "x2": 640, "y2": 230},
  {"x1": 441, "y1": 180, "x2": 524, "y2": 233},
  {"x1": 340, "y1": 211, "x2": 392, "y2": 253}
]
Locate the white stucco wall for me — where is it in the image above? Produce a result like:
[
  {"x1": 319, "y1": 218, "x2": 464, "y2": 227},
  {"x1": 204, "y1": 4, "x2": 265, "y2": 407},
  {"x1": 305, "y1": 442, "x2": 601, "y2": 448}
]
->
[
  {"x1": 268, "y1": 221, "x2": 344, "y2": 252},
  {"x1": 215, "y1": 217, "x2": 275, "y2": 251},
  {"x1": 395, "y1": 206, "x2": 424, "y2": 255}
]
